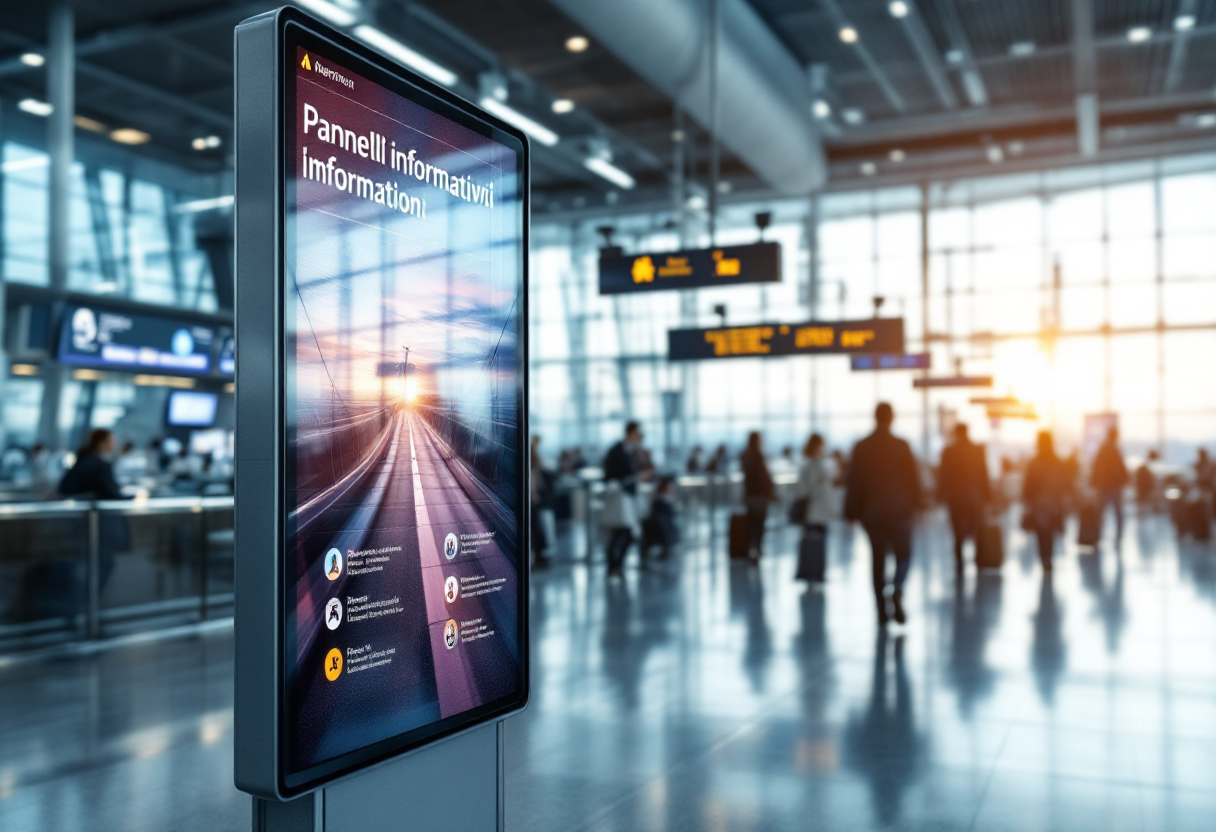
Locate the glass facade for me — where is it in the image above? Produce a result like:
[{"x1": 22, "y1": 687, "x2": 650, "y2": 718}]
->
[{"x1": 529, "y1": 153, "x2": 1216, "y2": 468}]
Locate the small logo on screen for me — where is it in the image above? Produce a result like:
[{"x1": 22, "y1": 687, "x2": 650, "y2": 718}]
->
[
  {"x1": 324, "y1": 648, "x2": 343, "y2": 681},
  {"x1": 325, "y1": 548, "x2": 343, "y2": 581},
  {"x1": 325, "y1": 597, "x2": 343, "y2": 630},
  {"x1": 171, "y1": 328, "x2": 195, "y2": 357},
  {"x1": 301, "y1": 53, "x2": 311, "y2": 71},
  {"x1": 71, "y1": 308, "x2": 98, "y2": 352},
  {"x1": 443, "y1": 619, "x2": 458, "y2": 650},
  {"x1": 443, "y1": 533, "x2": 459, "y2": 561},
  {"x1": 444, "y1": 575, "x2": 459, "y2": 604}
]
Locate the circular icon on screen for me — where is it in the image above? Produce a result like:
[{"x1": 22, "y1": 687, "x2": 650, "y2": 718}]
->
[
  {"x1": 325, "y1": 597, "x2": 343, "y2": 631},
  {"x1": 171, "y1": 327, "x2": 195, "y2": 357},
  {"x1": 444, "y1": 619, "x2": 458, "y2": 650},
  {"x1": 444, "y1": 575, "x2": 459, "y2": 604},
  {"x1": 325, "y1": 548, "x2": 343, "y2": 581},
  {"x1": 71, "y1": 307, "x2": 98, "y2": 352},
  {"x1": 443, "y1": 532, "x2": 459, "y2": 561},
  {"x1": 324, "y1": 648, "x2": 343, "y2": 681}
]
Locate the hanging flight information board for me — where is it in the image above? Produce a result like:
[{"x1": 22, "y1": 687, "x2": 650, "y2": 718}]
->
[
  {"x1": 850, "y1": 352, "x2": 930, "y2": 371},
  {"x1": 56, "y1": 304, "x2": 215, "y2": 374},
  {"x1": 599, "y1": 242, "x2": 781, "y2": 294},
  {"x1": 668, "y1": 318, "x2": 904, "y2": 361},
  {"x1": 235, "y1": 7, "x2": 529, "y2": 800}
]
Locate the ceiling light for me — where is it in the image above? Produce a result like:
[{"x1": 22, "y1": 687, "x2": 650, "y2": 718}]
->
[
  {"x1": 18, "y1": 98, "x2": 53, "y2": 117},
  {"x1": 192, "y1": 135, "x2": 222, "y2": 150},
  {"x1": 1127, "y1": 26, "x2": 1152, "y2": 42},
  {"x1": 686, "y1": 194, "x2": 707, "y2": 211},
  {"x1": 860, "y1": 162, "x2": 877, "y2": 176},
  {"x1": 889, "y1": 1, "x2": 909, "y2": 19},
  {"x1": 945, "y1": 48, "x2": 965, "y2": 64},
  {"x1": 73, "y1": 115, "x2": 107, "y2": 133},
  {"x1": 1009, "y1": 41, "x2": 1036, "y2": 57},
  {"x1": 986, "y1": 145, "x2": 1004, "y2": 163},
  {"x1": 551, "y1": 98, "x2": 574, "y2": 114},
  {"x1": 109, "y1": 128, "x2": 151, "y2": 145},
  {"x1": 842, "y1": 107, "x2": 865, "y2": 125},
  {"x1": 479, "y1": 97, "x2": 560, "y2": 146},
  {"x1": 565, "y1": 35, "x2": 589, "y2": 53},
  {"x1": 1196, "y1": 113, "x2": 1216, "y2": 129},
  {"x1": 1174, "y1": 15, "x2": 1196, "y2": 32},
  {"x1": 813, "y1": 99, "x2": 831, "y2": 119},
  {"x1": 717, "y1": 180, "x2": 732, "y2": 194},
  {"x1": 20, "y1": 52, "x2": 45, "y2": 67},
  {"x1": 889, "y1": 148, "x2": 905, "y2": 162},
  {"x1": 584, "y1": 156, "x2": 635, "y2": 190},
  {"x1": 11, "y1": 364, "x2": 40, "y2": 376},
  {"x1": 294, "y1": 0, "x2": 357, "y2": 27},
  {"x1": 353, "y1": 25, "x2": 458, "y2": 86},
  {"x1": 1, "y1": 156, "x2": 49, "y2": 173},
  {"x1": 839, "y1": 26, "x2": 858, "y2": 44},
  {"x1": 174, "y1": 195, "x2": 235, "y2": 214},
  {"x1": 1007, "y1": 140, "x2": 1025, "y2": 155}
]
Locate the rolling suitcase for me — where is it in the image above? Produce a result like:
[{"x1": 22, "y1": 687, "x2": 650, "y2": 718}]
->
[
  {"x1": 729, "y1": 513, "x2": 751, "y2": 559},
  {"x1": 1077, "y1": 499, "x2": 1101, "y2": 547},
  {"x1": 976, "y1": 522, "x2": 1004, "y2": 569},
  {"x1": 795, "y1": 525, "x2": 827, "y2": 582}
]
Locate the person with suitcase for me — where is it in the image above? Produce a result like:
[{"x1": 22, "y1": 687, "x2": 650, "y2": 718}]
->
[
  {"x1": 1090, "y1": 426, "x2": 1129, "y2": 544},
  {"x1": 740, "y1": 431, "x2": 776, "y2": 562},
  {"x1": 844, "y1": 403, "x2": 923, "y2": 626},
  {"x1": 794, "y1": 433, "x2": 834, "y2": 583},
  {"x1": 602, "y1": 421, "x2": 648, "y2": 576},
  {"x1": 938, "y1": 423, "x2": 991, "y2": 575},
  {"x1": 1023, "y1": 431, "x2": 1070, "y2": 573}
]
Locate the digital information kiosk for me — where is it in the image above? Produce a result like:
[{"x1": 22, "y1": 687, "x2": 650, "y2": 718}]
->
[{"x1": 234, "y1": 9, "x2": 529, "y2": 830}]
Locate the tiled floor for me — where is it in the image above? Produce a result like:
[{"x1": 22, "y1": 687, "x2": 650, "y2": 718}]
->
[{"x1": 3, "y1": 506, "x2": 1215, "y2": 831}]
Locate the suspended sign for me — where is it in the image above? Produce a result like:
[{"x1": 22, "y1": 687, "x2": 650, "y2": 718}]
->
[
  {"x1": 599, "y1": 242, "x2": 781, "y2": 294},
  {"x1": 850, "y1": 352, "x2": 930, "y2": 371},
  {"x1": 913, "y1": 375, "x2": 994, "y2": 388},
  {"x1": 668, "y1": 318, "x2": 904, "y2": 361}
]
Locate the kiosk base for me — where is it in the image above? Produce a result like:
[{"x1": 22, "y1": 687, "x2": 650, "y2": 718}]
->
[{"x1": 253, "y1": 721, "x2": 505, "y2": 831}]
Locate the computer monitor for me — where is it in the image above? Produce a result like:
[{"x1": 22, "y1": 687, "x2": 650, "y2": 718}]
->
[{"x1": 166, "y1": 391, "x2": 218, "y2": 427}]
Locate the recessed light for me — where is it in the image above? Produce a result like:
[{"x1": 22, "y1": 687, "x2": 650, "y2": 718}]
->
[
  {"x1": 986, "y1": 145, "x2": 1004, "y2": 164},
  {"x1": 945, "y1": 48, "x2": 965, "y2": 65},
  {"x1": 813, "y1": 99, "x2": 831, "y2": 119},
  {"x1": 109, "y1": 128, "x2": 151, "y2": 145},
  {"x1": 889, "y1": 1, "x2": 909, "y2": 19},
  {"x1": 842, "y1": 108, "x2": 865, "y2": 125},
  {"x1": 1197, "y1": 113, "x2": 1216, "y2": 129},
  {"x1": 1009, "y1": 41, "x2": 1036, "y2": 57},
  {"x1": 1174, "y1": 15, "x2": 1196, "y2": 32},
  {"x1": 717, "y1": 180, "x2": 732, "y2": 194},
  {"x1": 20, "y1": 52, "x2": 45, "y2": 67},
  {"x1": 839, "y1": 26, "x2": 858, "y2": 44},
  {"x1": 671, "y1": 129, "x2": 685, "y2": 142},
  {"x1": 18, "y1": 98, "x2": 53, "y2": 117},
  {"x1": 565, "y1": 35, "x2": 589, "y2": 53},
  {"x1": 1007, "y1": 140, "x2": 1025, "y2": 155},
  {"x1": 1127, "y1": 26, "x2": 1152, "y2": 42},
  {"x1": 191, "y1": 135, "x2": 222, "y2": 150},
  {"x1": 889, "y1": 149, "x2": 905, "y2": 162},
  {"x1": 551, "y1": 98, "x2": 574, "y2": 114},
  {"x1": 860, "y1": 161, "x2": 877, "y2": 176},
  {"x1": 73, "y1": 115, "x2": 107, "y2": 133}
]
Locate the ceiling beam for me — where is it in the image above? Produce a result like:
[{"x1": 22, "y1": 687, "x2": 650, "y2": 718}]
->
[
  {"x1": 895, "y1": 0, "x2": 958, "y2": 110},
  {"x1": 934, "y1": 0, "x2": 987, "y2": 107},
  {"x1": 1164, "y1": 0, "x2": 1196, "y2": 93},
  {"x1": 817, "y1": 0, "x2": 906, "y2": 114},
  {"x1": 1071, "y1": 0, "x2": 1099, "y2": 156}
]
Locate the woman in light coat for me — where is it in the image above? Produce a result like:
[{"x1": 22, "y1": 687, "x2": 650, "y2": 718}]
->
[{"x1": 795, "y1": 433, "x2": 834, "y2": 582}]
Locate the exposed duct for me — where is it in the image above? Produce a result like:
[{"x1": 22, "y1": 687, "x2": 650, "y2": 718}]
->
[{"x1": 549, "y1": 0, "x2": 826, "y2": 195}]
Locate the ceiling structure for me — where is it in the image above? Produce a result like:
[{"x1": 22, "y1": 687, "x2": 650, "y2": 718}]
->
[{"x1": 1, "y1": 0, "x2": 1214, "y2": 213}]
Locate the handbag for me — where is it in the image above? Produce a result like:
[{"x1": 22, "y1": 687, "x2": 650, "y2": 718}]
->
[
  {"x1": 787, "y1": 496, "x2": 810, "y2": 525},
  {"x1": 599, "y1": 481, "x2": 640, "y2": 533}
]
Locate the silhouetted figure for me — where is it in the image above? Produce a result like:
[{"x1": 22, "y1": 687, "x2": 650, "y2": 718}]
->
[
  {"x1": 1195, "y1": 449, "x2": 1214, "y2": 498},
  {"x1": 705, "y1": 444, "x2": 729, "y2": 475},
  {"x1": 1023, "y1": 431, "x2": 1069, "y2": 572},
  {"x1": 602, "y1": 421, "x2": 646, "y2": 576},
  {"x1": 938, "y1": 423, "x2": 991, "y2": 574},
  {"x1": 686, "y1": 445, "x2": 704, "y2": 474},
  {"x1": 1090, "y1": 426, "x2": 1129, "y2": 541},
  {"x1": 795, "y1": 433, "x2": 833, "y2": 583},
  {"x1": 740, "y1": 431, "x2": 775, "y2": 561},
  {"x1": 642, "y1": 476, "x2": 681, "y2": 559},
  {"x1": 59, "y1": 429, "x2": 126, "y2": 500},
  {"x1": 1135, "y1": 450, "x2": 1159, "y2": 512},
  {"x1": 530, "y1": 435, "x2": 552, "y2": 569},
  {"x1": 844, "y1": 403, "x2": 922, "y2": 626}
]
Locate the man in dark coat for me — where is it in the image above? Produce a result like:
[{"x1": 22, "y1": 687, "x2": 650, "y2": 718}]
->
[
  {"x1": 938, "y1": 423, "x2": 990, "y2": 574},
  {"x1": 845, "y1": 403, "x2": 923, "y2": 626},
  {"x1": 602, "y1": 421, "x2": 646, "y2": 575},
  {"x1": 1090, "y1": 426, "x2": 1129, "y2": 541}
]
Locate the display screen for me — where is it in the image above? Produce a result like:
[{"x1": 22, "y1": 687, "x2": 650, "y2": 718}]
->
[
  {"x1": 281, "y1": 27, "x2": 526, "y2": 788},
  {"x1": 668, "y1": 318, "x2": 905, "y2": 361},
  {"x1": 167, "y1": 391, "x2": 218, "y2": 426},
  {"x1": 850, "y1": 352, "x2": 930, "y2": 371},
  {"x1": 599, "y1": 242, "x2": 781, "y2": 294},
  {"x1": 57, "y1": 304, "x2": 214, "y2": 374}
]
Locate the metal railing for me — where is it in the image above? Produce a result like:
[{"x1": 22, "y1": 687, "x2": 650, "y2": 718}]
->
[{"x1": 0, "y1": 496, "x2": 234, "y2": 652}]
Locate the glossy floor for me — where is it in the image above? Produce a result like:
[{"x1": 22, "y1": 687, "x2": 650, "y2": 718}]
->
[{"x1": 3, "y1": 509, "x2": 1216, "y2": 831}]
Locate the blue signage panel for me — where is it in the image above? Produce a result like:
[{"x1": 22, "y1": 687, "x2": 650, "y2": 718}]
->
[
  {"x1": 850, "y1": 352, "x2": 930, "y2": 371},
  {"x1": 600, "y1": 242, "x2": 781, "y2": 295},
  {"x1": 57, "y1": 304, "x2": 215, "y2": 374}
]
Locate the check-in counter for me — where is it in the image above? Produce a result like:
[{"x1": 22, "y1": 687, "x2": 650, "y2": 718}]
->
[{"x1": 0, "y1": 496, "x2": 234, "y2": 652}]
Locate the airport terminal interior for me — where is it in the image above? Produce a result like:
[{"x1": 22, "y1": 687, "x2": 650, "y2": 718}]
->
[{"x1": 2, "y1": 0, "x2": 1216, "y2": 829}]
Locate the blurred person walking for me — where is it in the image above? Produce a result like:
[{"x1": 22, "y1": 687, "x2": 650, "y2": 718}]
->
[
  {"x1": 740, "y1": 432, "x2": 776, "y2": 561},
  {"x1": 59, "y1": 429, "x2": 126, "y2": 500},
  {"x1": 1134, "y1": 450, "x2": 1159, "y2": 513},
  {"x1": 794, "y1": 433, "x2": 833, "y2": 584},
  {"x1": 1090, "y1": 426, "x2": 1129, "y2": 542},
  {"x1": 938, "y1": 424, "x2": 991, "y2": 574},
  {"x1": 530, "y1": 436, "x2": 553, "y2": 569},
  {"x1": 844, "y1": 403, "x2": 923, "y2": 626},
  {"x1": 602, "y1": 421, "x2": 647, "y2": 576},
  {"x1": 1023, "y1": 431, "x2": 1070, "y2": 572}
]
